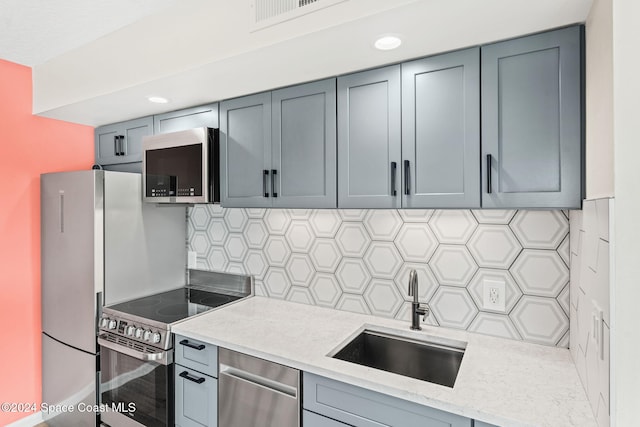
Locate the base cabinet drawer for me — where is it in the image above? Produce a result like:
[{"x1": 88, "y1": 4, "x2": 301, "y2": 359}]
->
[
  {"x1": 175, "y1": 334, "x2": 218, "y2": 377},
  {"x1": 303, "y1": 410, "x2": 350, "y2": 426},
  {"x1": 175, "y1": 366, "x2": 217, "y2": 427},
  {"x1": 303, "y1": 373, "x2": 472, "y2": 427}
]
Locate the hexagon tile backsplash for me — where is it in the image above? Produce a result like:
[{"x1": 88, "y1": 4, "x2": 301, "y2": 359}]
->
[{"x1": 188, "y1": 207, "x2": 570, "y2": 347}]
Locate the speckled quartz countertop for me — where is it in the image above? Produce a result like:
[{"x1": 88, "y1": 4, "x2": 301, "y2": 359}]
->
[{"x1": 172, "y1": 296, "x2": 596, "y2": 427}]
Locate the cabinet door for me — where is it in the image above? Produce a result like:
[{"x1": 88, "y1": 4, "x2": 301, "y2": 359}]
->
[
  {"x1": 220, "y1": 92, "x2": 272, "y2": 208},
  {"x1": 175, "y1": 367, "x2": 217, "y2": 427},
  {"x1": 401, "y1": 48, "x2": 480, "y2": 208},
  {"x1": 272, "y1": 79, "x2": 337, "y2": 208},
  {"x1": 481, "y1": 26, "x2": 583, "y2": 208},
  {"x1": 95, "y1": 116, "x2": 153, "y2": 165},
  {"x1": 303, "y1": 410, "x2": 349, "y2": 426},
  {"x1": 338, "y1": 66, "x2": 401, "y2": 209},
  {"x1": 153, "y1": 103, "x2": 219, "y2": 134}
]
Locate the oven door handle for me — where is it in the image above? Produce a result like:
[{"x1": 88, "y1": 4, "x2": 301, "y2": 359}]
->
[{"x1": 98, "y1": 336, "x2": 173, "y2": 366}]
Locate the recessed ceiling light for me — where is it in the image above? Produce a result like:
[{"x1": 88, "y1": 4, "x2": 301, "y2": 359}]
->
[
  {"x1": 374, "y1": 35, "x2": 402, "y2": 51},
  {"x1": 148, "y1": 96, "x2": 169, "y2": 104}
]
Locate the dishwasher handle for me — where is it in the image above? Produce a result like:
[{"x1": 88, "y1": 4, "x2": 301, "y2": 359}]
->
[{"x1": 219, "y1": 364, "x2": 297, "y2": 398}]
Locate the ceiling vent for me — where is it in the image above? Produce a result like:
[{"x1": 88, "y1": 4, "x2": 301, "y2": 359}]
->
[{"x1": 250, "y1": 0, "x2": 348, "y2": 31}]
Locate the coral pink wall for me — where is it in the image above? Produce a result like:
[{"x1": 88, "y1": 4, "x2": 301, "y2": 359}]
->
[{"x1": 0, "y1": 59, "x2": 93, "y2": 425}]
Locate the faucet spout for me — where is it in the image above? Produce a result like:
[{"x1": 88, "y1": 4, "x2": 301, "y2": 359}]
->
[{"x1": 407, "y1": 269, "x2": 429, "y2": 331}]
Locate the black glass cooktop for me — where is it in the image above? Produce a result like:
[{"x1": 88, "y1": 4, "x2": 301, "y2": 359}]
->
[{"x1": 107, "y1": 288, "x2": 241, "y2": 324}]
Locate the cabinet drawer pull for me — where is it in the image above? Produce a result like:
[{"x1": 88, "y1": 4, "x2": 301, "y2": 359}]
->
[
  {"x1": 118, "y1": 135, "x2": 126, "y2": 156},
  {"x1": 391, "y1": 162, "x2": 397, "y2": 196},
  {"x1": 114, "y1": 136, "x2": 120, "y2": 156},
  {"x1": 404, "y1": 160, "x2": 410, "y2": 195},
  {"x1": 179, "y1": 370, "x2": 206, "y2": 384},
  {"x1": 486, "y1": 154, "x2": 493, "y2": 194},
  {"x1": 263, "y1": 170, "x2": 270, "y2": 197},
  {"x1": 179, "y1": 339, "x2": 205, "y2": 351},
  {"x1": 271, "y1": 169, "x2": 278, "y2": 198}
]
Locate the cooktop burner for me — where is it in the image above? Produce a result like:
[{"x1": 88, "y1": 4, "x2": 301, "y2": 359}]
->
[{"x1": 106, "y1": 288, "x2": 241, "y2": 324}]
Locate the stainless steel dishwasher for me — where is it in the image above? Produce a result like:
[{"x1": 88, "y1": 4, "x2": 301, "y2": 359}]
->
[{"x1": 218, "y1": 348, "x2": 300, "y2": 427}]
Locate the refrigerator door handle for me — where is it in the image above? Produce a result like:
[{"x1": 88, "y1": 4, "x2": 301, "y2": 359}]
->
[
  {"x1": 98, "y1": 337, "x2": 173, "y2": 365},
  {"x1": 59, "y1": 191, "x2": 65, "y2": 233}
]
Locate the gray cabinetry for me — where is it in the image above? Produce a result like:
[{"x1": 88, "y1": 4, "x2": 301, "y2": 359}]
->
[
  {"x1": 303, "y1": 410, "x2": 348, "y2": 426},
  {"x1": 402, "y1": 47, "x2": 480, "y2": 208},
  {"x1": 220, "y1": 92, "x2": 272, "y2": 208},
  {"x1": 481, "y1": 26, "x2": 583, "y2": 208},
  {"x1": 272, "y1": 79, "x2": 336, "y2": 208},
  {"x1": 153, "y1": 103, "x2": 219, "y2": 134},
  {"x1": 95, "y1": 116, "x2": 153, "y2": 168},
  {"x1": 221, "y1": 79, "x2": 337, "y2": 208},
  {"x1": 337, "y1": 65, "x2": 401, "y2": 209},
  {"x1": 174, "y1": 334, "x2": 218, "y2": 427},
  {"x1": 303, "y1": 373, "x2": 472, "y2": 427}
]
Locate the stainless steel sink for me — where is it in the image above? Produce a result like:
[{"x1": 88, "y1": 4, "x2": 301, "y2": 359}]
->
[{"x1": 332, "y1": 330, "x2": 465, "y2": 388}]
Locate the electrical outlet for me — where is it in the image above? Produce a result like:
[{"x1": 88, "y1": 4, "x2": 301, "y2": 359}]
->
[
  {"x1": 483, "y1": 279, "x2": 506, "y2": 312},
  {"x1": 187, "y1": 251, "x2": 197, "y2": 269}
]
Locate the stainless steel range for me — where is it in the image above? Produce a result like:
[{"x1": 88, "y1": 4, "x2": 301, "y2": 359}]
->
[{"x1": 98, "y1": 271, "x2": 252, "y2": 427}]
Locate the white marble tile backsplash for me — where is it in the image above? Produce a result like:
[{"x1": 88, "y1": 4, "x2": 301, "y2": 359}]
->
[{"x1": 188, "y1": 206, "x2": 570, "y2": 347}]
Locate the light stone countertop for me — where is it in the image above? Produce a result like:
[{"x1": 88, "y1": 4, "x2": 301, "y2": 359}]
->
[{"x1": 172, "y1": 296, "x2": 596, "y2": 427}]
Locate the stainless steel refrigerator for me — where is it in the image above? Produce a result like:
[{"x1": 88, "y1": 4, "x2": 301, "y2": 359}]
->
[{"x1": 41, "y1": 170, "x2": 186, "y2": 426}]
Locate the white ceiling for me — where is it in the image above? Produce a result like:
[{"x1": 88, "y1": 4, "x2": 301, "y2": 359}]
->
[{"x1": 2, "y1": 0, "x2": 593, "y2": 127}]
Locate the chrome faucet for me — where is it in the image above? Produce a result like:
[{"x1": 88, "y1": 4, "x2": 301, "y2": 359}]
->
[{"x1": 408, "y1": 269, "x2": 429, "y2": 330}]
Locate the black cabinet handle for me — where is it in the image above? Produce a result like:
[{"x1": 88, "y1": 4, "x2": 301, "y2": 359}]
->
[
  {"x1": 404, "y1": 160, "x2": 410, "y2": 195},
  {"x1": 271, "y1": 169, "x2": 278, "y2": 198},
  {"x1": 119, "y1": 135, "x2": 126, "y2": 156},
  {"x1": 263, "y1": 170, "x2": 270, "y2": 197},
  {"x1": 179, "y1": 339, "x2": 205, "y2": 350},
  {"x1": 391, "y1": 162, "x2": 397, "y2": 196},
  {"x1": 179, "y1": 371, "x2": 205, "y2": 384},
  {"x1": 114, "y1": 136, "x2": 120, "y2": 156},
  {"x1": 486, "y1": 154, "x2": 492, "y2": 194}
]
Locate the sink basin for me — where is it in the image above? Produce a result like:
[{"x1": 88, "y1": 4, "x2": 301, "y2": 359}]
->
[{"x1": 332, "y1": 330, "x2": 465, "y2": 387}]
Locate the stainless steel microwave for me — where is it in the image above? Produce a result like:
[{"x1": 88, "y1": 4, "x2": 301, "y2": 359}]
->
[{"x1": 142, "y1": 127, "x2": 220, "y2": 204}]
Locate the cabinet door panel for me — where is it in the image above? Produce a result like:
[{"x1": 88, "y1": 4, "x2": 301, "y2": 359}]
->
[
  {"x1": 482, "y1": 26, "x2": 583, "y2": 208},
  {"x1": 220, "y1": 93, "x2": 272, "y2": 207},
  {"x1": 402, "y1": 48, "x2": 480, "y2": 208},
  {"x1": 95, "y1": 116, "x2": 152, "y2": 166},
  {"x1": 154, "y1": 103, "x2": 219, "y2": 134},
  {"x1": 272, "y1": 79, "x2": 337, "y2": 208},
  {"x1": 338, "y1": 66, "x2": 401, "y2": 208},
  {"x1": 175, "y1": 367, "x2": 217, "y2": 427}
]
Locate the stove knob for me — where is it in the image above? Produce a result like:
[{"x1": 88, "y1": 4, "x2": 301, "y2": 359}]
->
[
  {"x1": 126, "y1": 325, "x2": 136, "y2": 336},
  {"x1": 100, "y1": 318, "x2": 109, "y2": 328},
  {"x1": 135, "y1": 328, "x2": 144, "y2": 339},
  {"x1": 152, "y1": 332, "x2": 161, "y2": 344},
  {"x1": 143, "y1": 330, "x2": 152, "y2": 341},
  {"x1": 108, "y1": 320, "x2": 117, "y2": 330}
]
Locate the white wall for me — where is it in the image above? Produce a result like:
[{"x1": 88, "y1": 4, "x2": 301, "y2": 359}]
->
[
  {"x1": 611, "y1": 0, "x2": 640, "y2": 424},
  {"x1": 585, "y1": 0, "x2": 614, "y2": 199}
]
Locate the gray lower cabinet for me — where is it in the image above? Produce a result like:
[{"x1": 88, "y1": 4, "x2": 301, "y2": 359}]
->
[
  {"x1": 94, "y1": 116, "x2": 153, "y2": 167},
  {"x1": 401, "y1": 47, "x2": 480, "y2": 208},
  {"x1": 153, "y1": 103, "x2": 219, "y2": 134},
  {"x1": 481, "y1": 25, "x2": 583, "y2": 208},
  {"x1": 221, "y1": 79, "x2": 337, "y2": 208},
  {"x1": 337, "y1": 65, "x2": 401, "y2": 209},
  {"x1": 174, "y1": 335, "x2": 218, "y2": 427},
  {"x1": 303, "y1": 373, "x2": 472, "y2": 427}
]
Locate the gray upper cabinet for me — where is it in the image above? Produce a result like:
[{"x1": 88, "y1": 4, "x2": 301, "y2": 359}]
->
[
  {"x1": 220, "y1": 92, "x2": 272, "y2": 208},
  {"x1": 272, "y1": 79, "x2": 337, "y2": 208},
  {"x1": 338, "y1": 65, "x2": 401, "y2": 209},
  {"x1": 481, "y1": 26, "x2": 583, "y2": 208},
  {"x1": 153, "y1": 103, "x2": 219, "y2": 134},
  {"x1": 220, "y1": 79, "x2": 337, "y2": 209},
  {"x1": 402, "y1": 47, "x2": 481, "y2": 208},
  {"x1": 95, "y1": 116, "x2": 153, "y2": 166}
]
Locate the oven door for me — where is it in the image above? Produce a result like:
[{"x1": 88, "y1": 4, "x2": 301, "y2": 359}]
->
[{"x1": 98, "y1": 338, "x2": 173, "y2": 427}]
